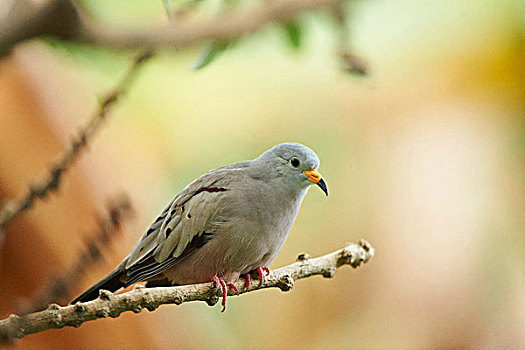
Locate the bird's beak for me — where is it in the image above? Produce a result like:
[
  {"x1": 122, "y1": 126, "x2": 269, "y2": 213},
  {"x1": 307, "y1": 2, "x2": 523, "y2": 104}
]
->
[{"x1": 303, "y1": 169, "x2": 328, "y2": 196}]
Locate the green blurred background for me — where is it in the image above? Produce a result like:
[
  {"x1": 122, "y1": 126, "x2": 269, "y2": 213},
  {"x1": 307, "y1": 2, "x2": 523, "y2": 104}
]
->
[{"x1": 1, "y1": 0, "x2": 525, "y2": 348}]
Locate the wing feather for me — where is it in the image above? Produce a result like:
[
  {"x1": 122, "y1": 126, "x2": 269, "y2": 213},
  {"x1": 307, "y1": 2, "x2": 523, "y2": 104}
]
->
[
  {"x1": 125, "y1": 199, "x2": 173, "y2": 269},
  {"x1": 121, "y1": 166, "x2": 241, "y2": 284},
  {"x1": 154, "y1": 217, "x2": 182, "y2": 261}
]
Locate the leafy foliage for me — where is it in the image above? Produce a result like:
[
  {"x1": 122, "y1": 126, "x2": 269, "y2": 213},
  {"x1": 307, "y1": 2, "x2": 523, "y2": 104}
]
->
[
  {"x1": 282, "y1": 20, "x2": 303, "y2": 48},
  {"x1": 192, "y1": 41, "x2": 233, "y2": 70}
]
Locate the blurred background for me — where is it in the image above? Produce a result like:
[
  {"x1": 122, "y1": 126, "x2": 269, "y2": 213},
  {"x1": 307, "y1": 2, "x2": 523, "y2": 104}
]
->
[{"x1": 1, "y1": 0, "x2": 524, "y2": 348}]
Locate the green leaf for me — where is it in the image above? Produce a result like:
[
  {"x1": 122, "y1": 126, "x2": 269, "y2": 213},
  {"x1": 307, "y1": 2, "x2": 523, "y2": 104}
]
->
[
  {"x1": 282, "y1": 20, "x2": 302, "y2": 48},
  {"x1": 192, "y1": 41, "x2": 231, "y2": 70}
]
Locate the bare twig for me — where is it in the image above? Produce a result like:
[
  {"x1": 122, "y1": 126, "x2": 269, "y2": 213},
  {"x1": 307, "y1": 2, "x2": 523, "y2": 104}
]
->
[
  {"x1": 330, "y1": 0, "x2": 368, "y2": 76},
  {"x1": 0, "y1": 0, "x2": 340, "y2": 53},
  {"x1": 340, "y1": 52, "x2": 367, "y2": 75},
  {"x1": 0, "y1": 0, "x2": 338, "y2": 229},
  {"x1": 0, "y1": 239, "x2": 374, "y2": 342},
  {"x1": 15, "y1": 194, "x2": 134, "y2": 315},
  {"x1": 81, "y1": 0, "x2": 340, "y2": 49},
  {"x1": 0, "y1": 51, "x2": 152, "y2": 232},
  {"x1": 0, "y1": 0, "x2": 82, "y2": 56}
]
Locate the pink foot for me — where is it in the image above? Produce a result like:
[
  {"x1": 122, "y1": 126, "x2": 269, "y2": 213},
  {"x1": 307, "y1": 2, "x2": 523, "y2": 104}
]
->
[
  {"x1": 245, "y1": 273, "x2": 251, "y2": 290},
  {"x1": 212, "y1": 275, "x2": 228, "y2": 312},
  {"x1": 228, "y1": 283, "x2": 239, "y2": 295},
  {"x1": 256, "y1": 266, "x2": 270, "y2": 284}
]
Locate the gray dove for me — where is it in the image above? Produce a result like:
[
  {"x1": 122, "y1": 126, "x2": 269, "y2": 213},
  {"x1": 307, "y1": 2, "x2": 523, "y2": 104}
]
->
[{"x1": 71, "y1": 143, "x2": 328, "y2": 310}]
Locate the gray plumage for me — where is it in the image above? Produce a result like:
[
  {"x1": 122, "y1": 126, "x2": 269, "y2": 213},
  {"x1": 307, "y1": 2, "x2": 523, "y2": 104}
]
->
[{"x1": 71, "y1": 143, "x2": 327, "y2": 304}]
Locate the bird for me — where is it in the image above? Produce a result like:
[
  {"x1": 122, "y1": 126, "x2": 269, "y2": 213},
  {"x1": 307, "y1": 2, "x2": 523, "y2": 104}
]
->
[{"x1": 71, "y1": 142, "x2": 328, "y2": 311}]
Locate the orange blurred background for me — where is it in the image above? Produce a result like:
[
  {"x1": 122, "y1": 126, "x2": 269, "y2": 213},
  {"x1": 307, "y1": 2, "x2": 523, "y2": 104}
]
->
[{"x1": 1, "y1": 0, "x2": 524, "y2": 348}]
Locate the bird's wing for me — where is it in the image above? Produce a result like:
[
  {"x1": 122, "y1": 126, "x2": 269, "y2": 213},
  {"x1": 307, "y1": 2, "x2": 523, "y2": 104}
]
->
[{"x1": 122, "y1": 166, "x2": 243, "y2": 286}]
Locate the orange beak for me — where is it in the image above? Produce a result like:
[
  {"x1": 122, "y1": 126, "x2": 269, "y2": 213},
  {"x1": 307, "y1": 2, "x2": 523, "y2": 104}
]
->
[
  {"x1": 303, "y1": 169, "x2": 322, "y2": 183},
  {"x1": 303, "y1": 169, "x2": 328, "y2": 196}
]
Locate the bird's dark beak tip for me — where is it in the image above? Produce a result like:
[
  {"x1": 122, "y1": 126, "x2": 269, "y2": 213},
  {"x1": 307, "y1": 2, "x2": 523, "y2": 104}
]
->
[{"x1": 317, "y1": 178, "x2": 328, "y2": 196}]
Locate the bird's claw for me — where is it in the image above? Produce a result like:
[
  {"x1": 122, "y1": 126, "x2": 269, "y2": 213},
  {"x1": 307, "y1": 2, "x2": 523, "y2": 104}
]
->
[
  {"x1": 213, "y1": 268, "x2": 270, "y2": 311},
  {"x1": 256, "y1": 266, "x2": 270, "y2": 284},
  {"x1": 212, "y1": 276, "x2": 241, "y2": 312},
  {"x1": 244, "y1": 273, "x2": 251, "y2": 290},
  {"x1": 212, "y1": 275, "x2": 228, "y2": 312},
  {"x1": 244, "y1": 266, "x2": 270, "y2": 291},
  {"x1": 228, "y1": 283, "x2": 239, "y2": 295}
]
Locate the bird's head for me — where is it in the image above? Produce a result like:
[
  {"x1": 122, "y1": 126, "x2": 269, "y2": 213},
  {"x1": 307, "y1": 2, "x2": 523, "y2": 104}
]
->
[{"x1": 256, "y1": 143, "x2": 328, "y2": 196}]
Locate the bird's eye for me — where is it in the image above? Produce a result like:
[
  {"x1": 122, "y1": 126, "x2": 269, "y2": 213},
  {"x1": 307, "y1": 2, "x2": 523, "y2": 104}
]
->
[{"x1": 290, "y1": 157, "x2": 300, "y2": 168}]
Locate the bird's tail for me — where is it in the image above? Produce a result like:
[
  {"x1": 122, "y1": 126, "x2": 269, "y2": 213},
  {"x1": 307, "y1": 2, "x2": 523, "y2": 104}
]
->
[{"x1": 70, "y1": 266, "x2": 126, "y2": 304}]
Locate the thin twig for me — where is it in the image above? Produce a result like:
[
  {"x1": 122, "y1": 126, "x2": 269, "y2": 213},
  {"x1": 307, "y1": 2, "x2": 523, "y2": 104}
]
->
[
  {"x1": 0, "y1": 0, "x2": 82, "y2": 56},
  {"x1": 0, "y1": 0, "x2": 340, "y2": 53},
  {"x1": 82, "y1": 0, "x2": 338, "y2": 49},
  {"x1": 331, "y1": 0, "x2": 368, "y2": 76},
  {"x1": 0, "y1": 239, "x2": 374, "y2": 342},
  {"x1": 15, "y1": 194, "x2": 134, "y2": 315},
  {"x1": 0, "y1": 51, "x2": 152, "y2": 232}
]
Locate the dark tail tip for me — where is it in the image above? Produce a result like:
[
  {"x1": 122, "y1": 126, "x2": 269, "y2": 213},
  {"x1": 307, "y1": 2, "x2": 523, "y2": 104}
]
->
[{"x1": 70, "y1": 268, "x2": 125, "y2": 304}]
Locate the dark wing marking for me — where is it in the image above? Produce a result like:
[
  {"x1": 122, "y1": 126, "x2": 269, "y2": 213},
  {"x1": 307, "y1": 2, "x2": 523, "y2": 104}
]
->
[
  {"x1": 125, "y1": 199, "x2": 178, "y2": 269},
  {"x1": 123, "y1": 166, "x2": 240, "y2": 280},
  {"x1": 194, "y1": 186, "x2": 229, "y2": 195},
  {"x1": 124, "y1": 231, "x2": 214, "y2": 286}
]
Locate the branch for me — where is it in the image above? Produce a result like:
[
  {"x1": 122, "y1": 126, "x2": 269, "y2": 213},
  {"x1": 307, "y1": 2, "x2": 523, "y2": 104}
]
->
[
  {"x1": 0, "y1": 239, "x2": 374, "y2": 342},
  {"x1": 0, "y1": 51, "x2": 152, "y2": 231},
  {"x1": 0, "y1": 0, "x2": 340, "y2": 53},
  {"x1": 0, "y1": 0, "x2": 81, "y2": 56},
  {"x1": 0, "y1": 0, "x2": 337, "y2": 227},
  {"x1": 80, "y1": 0, "x2": 339, "y2": 49}
]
